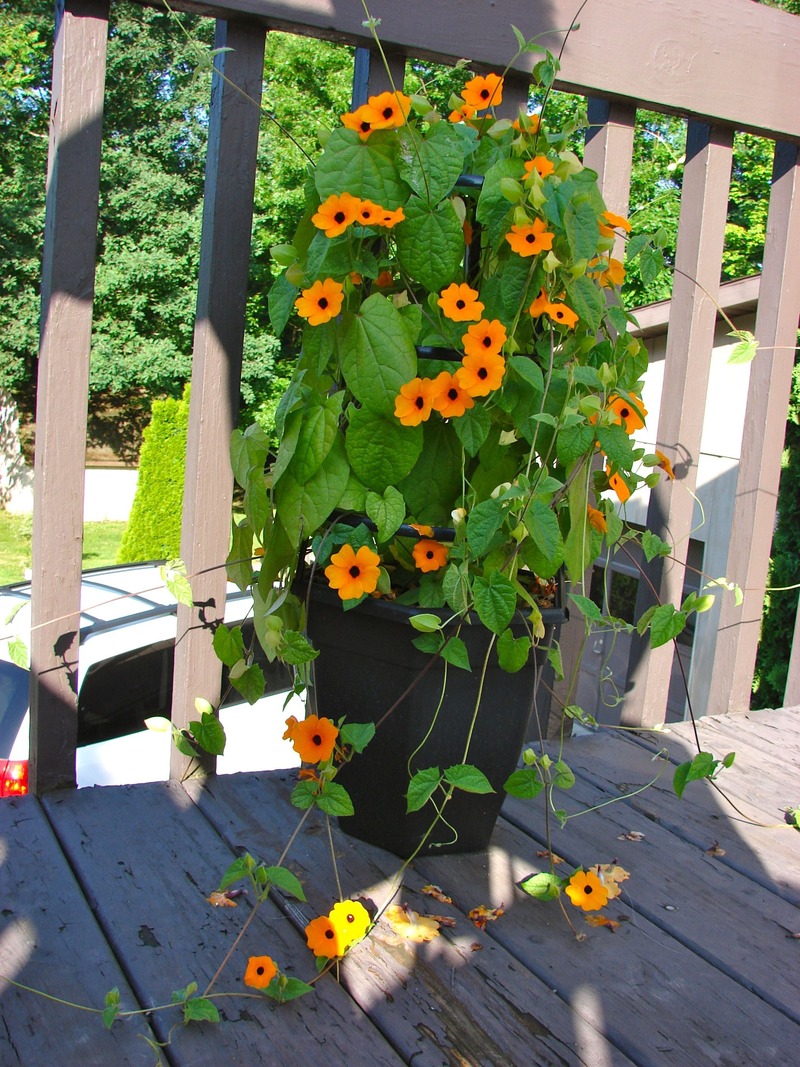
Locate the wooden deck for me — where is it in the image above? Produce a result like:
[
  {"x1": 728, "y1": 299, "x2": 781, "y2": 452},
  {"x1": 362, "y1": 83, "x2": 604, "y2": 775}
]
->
[{"x1": 1, "y1": 707, "x2": 798, "y2": 1066}]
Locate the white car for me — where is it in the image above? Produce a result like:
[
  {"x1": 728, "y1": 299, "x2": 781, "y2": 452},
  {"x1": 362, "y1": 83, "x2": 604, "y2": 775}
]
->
[{"x1": 0, "y1": 562, "x2": 302, "y2": 797}]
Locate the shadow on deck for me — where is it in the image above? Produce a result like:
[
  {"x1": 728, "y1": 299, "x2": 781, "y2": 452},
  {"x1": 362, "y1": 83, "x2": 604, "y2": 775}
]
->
[{"x1": 1, "y1": 708, "x2": 798, "y2": 1065}]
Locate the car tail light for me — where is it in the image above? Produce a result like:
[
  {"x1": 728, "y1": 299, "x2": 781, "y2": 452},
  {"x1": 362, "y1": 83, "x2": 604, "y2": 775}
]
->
[{"x1": 0, "y1": 759, "x2": 29, "y2": 798}]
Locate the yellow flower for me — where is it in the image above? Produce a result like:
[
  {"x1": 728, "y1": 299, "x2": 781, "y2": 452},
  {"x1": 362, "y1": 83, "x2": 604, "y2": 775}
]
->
[
  {"x1": 608, "y1": 393, "x2": 646, "y2": 433},
  {"x1": 437, "y1": 282, "x2": 484, "y2": 322},
  {"x1": 412, "y1": 538, "x2": 449, "y2": 572},
  {"x1": 311, "y1": 192, "x2": 362, "y2": 237},
  {"x1": 328, "y1": 900, "x2": 371, "y2": 948},
  {"x1": 362, "y1": 90, "x2": 412, "y2": 129},
  {"x1": 324, "y1": 543, "x2": 382, "y2": 601},
  {"x1": 456, "y1": 349, "x2": 506, "y2": 397},
  {"x1": 431, "y1": 370, "x2": 475, "y2": 418},
  {"x1": 283, "y1": 713, "x2": 339, "y2": 763},
  {"x1": 460, "y1": 72, "x2": 504, "y2": 110},
  {"x1": 565, "y1": 869, "x2": 609, "y2": 911},
  {"x1": 295, "y1": 278, "x2": 344, "y2": 326},
  {"x1": 394, "y1": 376, "x2": 437, "y2": 426},
  {"x1": 587, "y1": 505, "x2": 607, "y2": 534},
  {"x1": 598, "y1": 210, "x2": 632, "y2": 237},
  {"x1": 243, "y1": 955, "x2": 277, "y2": 990},
  {"x1": 505, "y1": 218, "x2": 554, "y2": 257},
  {"x1": 305, "y1": 914, "x2": 346, "y2": 958},
  {"x1": 341, "y1": 104, "x2": 375, "y2": 139},
  {"x1": 462, "y1": 318, "x2": 507, "y2": 359},
  {"x1": 524, "y1": 155, "x2": 555, "y2": 179}
]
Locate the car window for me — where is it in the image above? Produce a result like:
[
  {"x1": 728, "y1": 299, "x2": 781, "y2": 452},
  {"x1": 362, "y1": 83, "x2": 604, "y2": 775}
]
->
[
  {"x1": 78, "y1": 640, "x2": 174, "y2": 746},
  {"x1": 0, "y1": 661, "x2": 29, "y2": 758}
]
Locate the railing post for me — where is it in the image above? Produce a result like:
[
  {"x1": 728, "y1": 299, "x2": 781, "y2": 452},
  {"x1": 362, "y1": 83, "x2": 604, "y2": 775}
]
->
[
  {"x1": 29, "y1": 0, "x2": 109, "y2": 795},
  {"x1": 622, "y1": 121, "x2": 733, "y2": 727},
  {"x1": 707, "y1": 142, "x2": 800, "y2": 714},
  {"x1": 170, "y1": 20, "x2": 266, "y2": 781}
]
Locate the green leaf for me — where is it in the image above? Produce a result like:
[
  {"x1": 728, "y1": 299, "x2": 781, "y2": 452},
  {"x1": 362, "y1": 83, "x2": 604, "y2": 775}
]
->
[
  {"x1": 291, "y1": 780, "x2": 317, "y2": 809},
  {"x1": 472, "y1": 571, "x2": 517, "y2": 634},
  {"x1": 504, "y1": 767, "x2": 544, "y2": 799},
  {"x1": 290, "y1": 396, "x2": 340, "y2": 484},
  {"x1": 497, "y1": 627, "x2": 530, "y2": 672},
  {"x1": 395, "y1": 195, "x2": 465, "y2": 292},
  {"x1": 524, "y1": 499, "x2": 563, "y2": 562},
  {"x1": 673, "y1": 751, "x2": 719, "y2": 798},
  {"x1": 268, "y1": 272, "x2": 298, "y2": 336},
  {"x1": 266, "y1": 976, "x2": 315, "y2": 1003},
  {"x1": 7, "y1": 636, "x2": 28, "y2": 669},
  {"x1": 227, "y1": 518, "x2": 255, "y2": 592},
  {"x1": 517, "y1": 871, "x2": 562, "y2": 901},
  {"x1": 551, "y1": 759, "x2": 575, "y2": 790},
  {"x1": 564, "y1": 199, "x2": 600, "y2": 261},
  {"x1": 346, "y1": 406, "x2": 423, "y2": 491},
  {"x1": 565, "y1": 274, "x2": 604, "y2": 333},
  {"x1": 556, "y1": 422, "x2": 595, "y2": 467},
  {"x1": 171, "y1": 725, "x2": 199, "y2": 758},
  {"x1": 172, "y1": 981, "x2": 198, "y2": 1004},
  {"x1": 727, "y1": 334, "x2": 759, "y2": 365},
  {"x1": 642, "y1": 528, "x2": 672, "y2": 562},
  {"x1": 264, "y1": 865, "x2": 307, "y2": 902},
  {"x1": 280, "y1": 630, "x2": 319, "y2": 665},
  {"x1": 444, "y1": 764, "x2": 494, "y2": 794},
  {"x1": 184, "y1": 997, "x2": 220, "y2": 1024},
  {"x1": 648, "y1": 603, "x2": 688, "y2": 648},
  {"x1": 399, "y1": 418, "x2": 463, "y2": 522},
  {"x1": 102, "y1": 988, "x2": 120, "y2": 1030},
  {"x1": 442, "y1": 561, "x2": 471, "y2": 615},
  {"x1": 440, "y1": 635, "x2": 471, "y2": 671},
  {"x1": 315, "y1": 127, "x2": 407, "y2": 206},
  {"x1": 569, "y1": 592, "x2": 603, "y2": 623},
  {"x1": 229, "y1": 663, "x2": 266, "y2": 705},
  {"x1": 366, "y1": 485, "x2": 406, "y2": 542},
  {"x1": 340, "y1": 294, "x2": 417, "y2": 414},
  {"x1": 467, "y1": 496, "x2": 506, "y2": 556},
  {"x1": 190, "y1": 712, "x2": 227, "y2": 756},
  {"x1": 316, "y1": 781, "x2": 354, "y2": 817},
  {"x1": 339, "y1": 721, "x2": 376, "y2": 753},
  {"x1": 596, "y1": 424, "x2": 634, "y2": 470},
  {"x1": 160, "y1": 559, "x2": 194, "y2": 607},
  {"x1": 218, "y1": 855, "x2": 255, "y2": 892},
  {"x1": 406, "y1": 766, "x2": 441, "y2": 812},
  {"x1": 397, "y1": 121, "x2": 466, "y2": 204},
  {"x1": 453, "y1": 402, "x2": 491, "y2": 456},
  {"x1": 213, "y1": 624, "x2": 245, "y2": 668},
  {"x1": 274, "y1": 435, "x2": 349, "y2": 544},
  {"x1": 409, "y1": 612, "x2": 443, "y2": 633}
]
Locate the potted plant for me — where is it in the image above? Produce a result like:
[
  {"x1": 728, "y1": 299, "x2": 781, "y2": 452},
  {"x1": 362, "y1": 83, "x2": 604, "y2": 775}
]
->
[{"x1": 225, "y1": 40, "x2": 663, "y2": 858}]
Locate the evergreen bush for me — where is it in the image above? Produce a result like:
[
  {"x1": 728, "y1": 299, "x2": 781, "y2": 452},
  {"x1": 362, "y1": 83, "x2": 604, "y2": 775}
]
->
[{"x1": 117, "y1": 385, "x2": 189, "y2": 563}]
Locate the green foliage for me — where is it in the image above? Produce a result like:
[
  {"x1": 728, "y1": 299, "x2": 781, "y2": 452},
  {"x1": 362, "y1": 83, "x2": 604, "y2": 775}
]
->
[{"x1": 117, "y1": 387, "x2": 190, "y2": 562}]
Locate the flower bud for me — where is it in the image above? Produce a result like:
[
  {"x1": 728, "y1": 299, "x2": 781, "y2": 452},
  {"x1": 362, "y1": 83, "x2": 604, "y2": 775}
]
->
[
  {"x1": 271, "y1": 244, "x2": 297, "y2": 266},
  {"x1": 499, "y1": 176, "x2": 524, "y2": 203},
  {"x1": 285, "y1": 262, "x2": 305, "y2": 286}
]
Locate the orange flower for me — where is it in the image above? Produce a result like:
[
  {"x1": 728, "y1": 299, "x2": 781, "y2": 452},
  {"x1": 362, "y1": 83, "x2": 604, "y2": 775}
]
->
[
  {"x1": 328, "y1": 900, "x2": 371, "y2": 948},
  {"x1": 528, "y1": 289, "x2": 551, "y2": 317},
  {"x1": 598, "y1": 210, "x2": 632, "y2": 237},
  {"x1": 449, "y1": 102, "x2": 477, "y2": 123},
  {"x1": 437, "y1": 282, "x2": 484, "y2": 322},
  {"x1": 244, "y1": 955, "x2": 277, "y2": 989},
  {"x1": 362, "y1": 90, "x2": 412, "y2": 129},
  {"x1": 431, "y1": 370, "x2": 475, "y2": 418},
  {"x1": 376, "y1": 205, "x2": 405, "y2": 228},
  {"x1": 524, "y1": 155, "x2": 555, "y2": 180},
  {"x1": 295, "y1": 278, "x2": 344, "y2": 326},
  {"x1": 284, "y1": 713, "x2": 339, "y2": 763},
  {"x1": 587, "y1": 505, "x2": 607, "y2": 534},
  {"x1": 513, "y1": 113, "x2": 541, "y2": 134},
  {"x1": 311, "y1": 192, "x2": 362, "y2": 237},
  {"x1": 608, "y1": 393, "x2": 646, "y2": 433},
  {"x1": 462, "y1": 318, "x2": 507, "y2": 359},
  {"x1": 341, "y1": 104, "x2": 375, "y2": 139},
  {"x1": 565, "y1": 869, "x2": 609, "y2": 912},
  {"x1": 375, "y1": 269, "x2": 394, "y2": 288},
  {"x1": 589, "y1": 255, "x2": 626, "y2": 288},
  {"x1": 456, "y1": 350, "x2": 506, "y2": 397},
  {"x1": 409, "y1": 523, "x2": 434, "y2": 537},
  {"x1": 505, "y1": 218, "x2": 554, "y2": 257},
  {"x1": 355, "y1": 199, "x2": 383, "y2": 226},
  {"x1": 655, "y1": 449, "x2": 675, "y2": 480},
  {"x1": 412, "y1": 538, "x2": 449, "y2": 572},
  {"x1": 606, "y1": 466, "x2": 631, "y2": 503},
  {"x1": 460, "y1": 72, "x2": 504, "y2": 110},
  {"x1": 545, "y1": 301, "x2": 579, "y2": 329},
  {"x1": 324, "y1": 543, "x2": 382, "y2": 601},
  {"x1": 394, "y1": 376, "x2": 437, "y2": 426},
  {"x1": 305, "y1": 914, "x2": 347, "y2": 958}
]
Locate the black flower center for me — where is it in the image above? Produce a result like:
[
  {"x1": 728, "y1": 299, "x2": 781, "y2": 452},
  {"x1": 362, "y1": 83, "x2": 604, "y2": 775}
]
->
[
  {"x1": 346, "y1": 914, "x2": 355, "y2": 923},
  {"x1": 478, "y1": 367, "x2": 488, "y2": 379},
  {"x1": 620, "y1": 407, "x2": 630, "y2": 418},
  {"x1": 325, "y1": 929, "x2": 335, "y2": 939},
  {"x1": 456, "y1": 299, "x2": 466, "y2": 309},
  {"x1": 359, "y1": 121, "x2": 371, "y2": 132},
  {"x1": 349, "y1": 565, "x2": 361, "y2": 577},
  {"x1": 584, "y1": 885, "x2": 593, "y2": 894},
  {"x1": 426, "y1": 550, "x2": 435, "y2": 559},
  {"x1": 480, "y1": 88, "x2": 490, "y2": 100},
  {"x1": 256, "y1": 965, "x2": 265, "y2": 975},
  {"x1": 312, "y1": 733, "x2": 322, "y2": 746},
  {"x1": 334, "y1": 211, "x2": 346, "y2": 224},
  {"x1": 525, "y1": 233, "x2": 536, "y2": 243},
  {"x1": 482, "y1": 335, "x2": 492, "y2": 347},
  {"x1": 447, "y1": 388, "x2": 458, "y2": 400},
  {"x1": 318, "y1": 297, "x2": 329, "y2": 309},
  {"x1": 382, "y1": 106, "x2": 394, "y2": 119},
  {"x1": 415, "y1": 396, "x2": 425, "y2": 409}
]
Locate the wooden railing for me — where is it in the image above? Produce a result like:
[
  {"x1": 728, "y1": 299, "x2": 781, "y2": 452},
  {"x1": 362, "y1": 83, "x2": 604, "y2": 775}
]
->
[{"x1": 29, "y1": 0, "x2": 800, "y2": 793}]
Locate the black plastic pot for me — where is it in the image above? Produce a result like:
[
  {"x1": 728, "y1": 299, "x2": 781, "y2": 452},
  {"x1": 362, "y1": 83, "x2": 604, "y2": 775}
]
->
[{"x1": 301, "y1": 579, "x2": 566, "y2": 858}]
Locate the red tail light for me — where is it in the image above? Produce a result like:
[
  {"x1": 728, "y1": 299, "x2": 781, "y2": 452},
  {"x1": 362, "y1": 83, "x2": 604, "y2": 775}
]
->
[{"x1": 0, "y1": 759, "x2": 29, "y2": 797}]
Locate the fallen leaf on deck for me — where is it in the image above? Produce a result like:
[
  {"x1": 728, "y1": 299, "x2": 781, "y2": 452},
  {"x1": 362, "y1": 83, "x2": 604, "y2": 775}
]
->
[
  {"x1": 207, "y1": 891, "x2": 237, "y2": 908},
  {"x1": 470, "y1": 942, "x2": 483, "y2": 952},
  {"x1": 617, "y1": 830, "x2": 645, "y2": 842},
  {"x1": 585, "y1": 914, "x2": 620, "y2": 932},
  {"x1": 536, "y1": 850, "x2": 566, "y2": 864},
  {"x1": 468, "y1": 904, "x2": 505, "y2": 929},
  {"x1": 383, "y1": 904, "x2": 440, "y2": 943},
  {"x1": 426, "y1": 914, "x2": 457, "y2": 928},
  {"x1": 596, "y1": 863, "x2": 630, "y2": 900},
  {"x1": 705, "y1": 841, "x2": 726, "y2": 856},
  {"x1": 421, "y1": 884, "x2": 453, "y2": 904}
]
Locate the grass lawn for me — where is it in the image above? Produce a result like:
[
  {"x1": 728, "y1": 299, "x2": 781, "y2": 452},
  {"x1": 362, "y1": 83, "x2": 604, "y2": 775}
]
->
[{"x1": 0, "y1": 511, "x2": 127, "y2": 586}]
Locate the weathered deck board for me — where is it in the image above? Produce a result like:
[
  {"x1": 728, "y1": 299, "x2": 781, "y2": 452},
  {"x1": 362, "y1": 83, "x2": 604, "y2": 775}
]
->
[{"x1": 1, "y1": 710, "x2": 798, "y2": 1065}]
